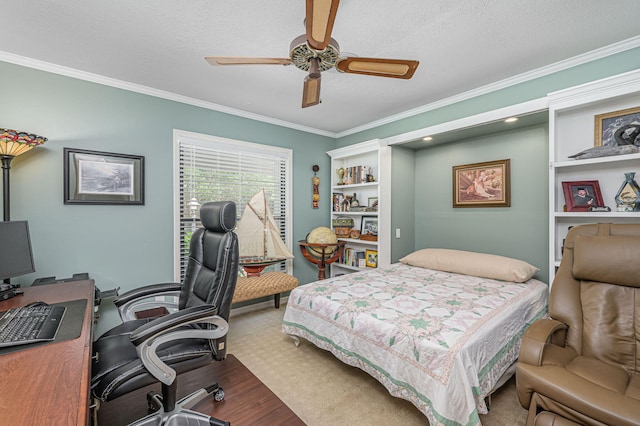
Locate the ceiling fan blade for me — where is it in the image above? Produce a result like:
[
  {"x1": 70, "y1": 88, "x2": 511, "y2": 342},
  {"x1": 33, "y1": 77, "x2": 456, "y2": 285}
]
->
[
  {"x1": 302, "y1": 74, "x2": 321, "y2": 108},
  {"x1": 305, "y1": 0, "x2": 340, "y2": 51},
  {"x1": 205, "y1": 56, "x2": 292, "y2": 66},
  {"x1": 335, "y1": 57, "x2": 419, "y2": 79}
]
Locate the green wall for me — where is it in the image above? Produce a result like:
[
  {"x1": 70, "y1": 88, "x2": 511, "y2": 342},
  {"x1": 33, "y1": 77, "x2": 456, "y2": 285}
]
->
[
  {"x1": 1, "y1": 46, "x2": 637, "y2": 333},
  {"x1": 338, "y1": 46, "x2": 638, "y2": 285},
  {"x1": 337, "y1": 47, "x2": 640, "y2": 147},
  {"x1": 390, "y1": 145, "x2": 415, "y2": 262},
  {"x1": 0, "y1": 61, "x2": 334, "y2": 334},
  {"x1": 413, "y1": 125, "x2": 549, "y2": 282}
]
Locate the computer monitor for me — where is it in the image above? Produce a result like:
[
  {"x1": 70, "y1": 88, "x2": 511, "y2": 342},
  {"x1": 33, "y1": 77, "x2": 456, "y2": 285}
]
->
[{"x1": 0, "y1": 221, "x2": 36, "y2": 281}]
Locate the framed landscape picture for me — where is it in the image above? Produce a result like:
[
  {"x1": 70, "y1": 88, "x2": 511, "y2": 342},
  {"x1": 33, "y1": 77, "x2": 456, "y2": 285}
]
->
[{"x1": 64, "y1": 148, "x2": 145, "y2": 205}]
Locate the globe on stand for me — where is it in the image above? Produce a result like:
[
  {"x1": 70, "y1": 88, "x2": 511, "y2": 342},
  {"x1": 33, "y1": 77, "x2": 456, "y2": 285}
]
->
[{"x1": 299, "y1": 227, "x2": 346, "y2": 280}]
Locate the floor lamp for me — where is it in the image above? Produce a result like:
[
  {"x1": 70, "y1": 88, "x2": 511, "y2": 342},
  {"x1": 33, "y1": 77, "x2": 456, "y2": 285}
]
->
[{"x1": 0, "y1": 128, "x2": 47, "y2": 221}]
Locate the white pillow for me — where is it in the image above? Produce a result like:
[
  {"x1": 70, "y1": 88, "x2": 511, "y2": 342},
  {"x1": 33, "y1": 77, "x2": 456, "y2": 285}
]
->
[{"x1": 399, "y1": 248, "x2": 539, "y2": 283}]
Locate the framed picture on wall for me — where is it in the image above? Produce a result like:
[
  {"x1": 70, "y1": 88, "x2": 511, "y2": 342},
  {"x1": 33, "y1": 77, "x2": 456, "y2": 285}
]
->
[
  {"x1": 561, "y1": 180, "x2": 604, "y2": 212},
  {"x1": 452, "y1": 159, "x2": 510, "y2": 208},
  {"x1": 64, "y1": 148, "x2": 145, "y2": 205}
]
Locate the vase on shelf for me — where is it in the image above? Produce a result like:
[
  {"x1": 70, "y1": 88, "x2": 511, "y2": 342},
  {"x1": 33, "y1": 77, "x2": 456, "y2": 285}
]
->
[{"x1": 614, "y1": 172, "x2": 640, "y2": 212}]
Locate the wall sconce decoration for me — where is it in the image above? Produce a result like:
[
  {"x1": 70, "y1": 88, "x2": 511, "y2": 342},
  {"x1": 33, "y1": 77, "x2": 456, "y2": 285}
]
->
[
  {"x1": 0, "y1": 128, "x2": 47, "y2": 221},
  {"x1": 312, "y1": 164, "x2": 320, "y2": 209}
]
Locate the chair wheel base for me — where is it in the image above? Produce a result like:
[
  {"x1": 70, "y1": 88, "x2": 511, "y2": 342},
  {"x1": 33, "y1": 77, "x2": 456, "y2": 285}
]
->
[{"x1": 213, "y1": 388, "x2": 225, "y2": 402}]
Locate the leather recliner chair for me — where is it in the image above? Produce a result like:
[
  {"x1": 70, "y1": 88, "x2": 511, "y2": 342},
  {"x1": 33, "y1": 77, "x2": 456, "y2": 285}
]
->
[
  {"x1": 91, "y1": 201, "x2": 239, "y2": 426},
  {"x1": 516, "y1": 223, "x2": 640, "y2": 426}
]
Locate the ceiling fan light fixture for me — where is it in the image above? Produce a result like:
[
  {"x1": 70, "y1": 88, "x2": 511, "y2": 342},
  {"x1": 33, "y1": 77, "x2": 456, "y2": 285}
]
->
[
  {"x1": 308, "y1": 57, "x2": 321, "y2": 79},
  {"x1": 205, "y1": 0, "x2": 418, "y2": 108}
]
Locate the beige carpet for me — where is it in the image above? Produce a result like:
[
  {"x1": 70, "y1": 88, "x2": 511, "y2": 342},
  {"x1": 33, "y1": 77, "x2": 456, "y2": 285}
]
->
[{"x1": 227, "y1": 305, "x2": 527, "y2": 425}]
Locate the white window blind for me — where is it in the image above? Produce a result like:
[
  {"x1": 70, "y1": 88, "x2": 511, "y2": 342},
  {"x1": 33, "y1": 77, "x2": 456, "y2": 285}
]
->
[{"x1": 175, "y1": 131, "x2": 292, "y2": 280}]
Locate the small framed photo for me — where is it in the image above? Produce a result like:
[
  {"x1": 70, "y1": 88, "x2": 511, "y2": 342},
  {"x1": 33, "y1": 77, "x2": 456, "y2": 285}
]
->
[
  {"x1": 64, "y1": 148, "x2": 145, "y2": 205},
  {"x1": 561, "y1": 180, "x2": 604, "y2": 212},
  {"x1": 594, "y1": 106, "x2": 640, "y2": 147},
  {"x1": 365, "y1": 249, "x2": 378, "y2": 268},
  {"x1": 367, "y1": 197, "x2": 378, "y2": 210},
  {"x1": 361, "y1": 216, "x2": 378, "y2": 236},
  {"x1": 453, "y1": 159, "x2": 510, "y2": 208}
]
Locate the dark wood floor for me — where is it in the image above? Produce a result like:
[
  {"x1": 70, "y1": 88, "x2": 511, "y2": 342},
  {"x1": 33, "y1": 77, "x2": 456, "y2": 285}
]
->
[{"x1": 96, "y1": 354, "x2": 305, "y2": 426}]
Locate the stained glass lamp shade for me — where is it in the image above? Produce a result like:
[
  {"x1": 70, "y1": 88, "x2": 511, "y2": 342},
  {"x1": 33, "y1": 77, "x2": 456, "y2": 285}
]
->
[
  {"x1": 0, "y1": 129, "x2": 47, "y2": 157},
  {"x1": 1, "y1": 128, "x2": 47, "y2": 220}
]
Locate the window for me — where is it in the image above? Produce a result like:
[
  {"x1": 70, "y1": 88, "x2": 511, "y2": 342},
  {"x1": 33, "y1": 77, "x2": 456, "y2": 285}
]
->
[{"x1": 174, "y1": 130, "x2": 292, "y2": 281}]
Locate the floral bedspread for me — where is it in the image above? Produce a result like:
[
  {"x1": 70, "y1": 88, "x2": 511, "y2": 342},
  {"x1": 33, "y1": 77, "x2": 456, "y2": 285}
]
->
[{"x1": 282, "y1": 263, "x2": 548, "y2": 426}]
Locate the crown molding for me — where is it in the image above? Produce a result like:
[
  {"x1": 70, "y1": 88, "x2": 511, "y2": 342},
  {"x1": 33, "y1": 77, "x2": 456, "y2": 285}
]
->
[
  {"x1": 0, "y1": 51, "x2": 336, "y2": 138},
  {"x1": 336, "y1": 36, "x2": 640, "y2": 138},
  {"x1": 2, "y1": 35, "x2": 638, "y2": 140}
]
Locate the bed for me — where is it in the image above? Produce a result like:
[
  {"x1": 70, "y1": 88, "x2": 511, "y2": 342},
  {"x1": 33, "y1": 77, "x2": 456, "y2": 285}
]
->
[{"x1": 282, "y1": 249, "x2": 548, "y2": 426}]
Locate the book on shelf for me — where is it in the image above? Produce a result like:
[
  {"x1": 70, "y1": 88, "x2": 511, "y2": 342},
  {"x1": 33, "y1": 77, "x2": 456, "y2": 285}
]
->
[
  {"x1": 340, "y1": 165, "x2": 371, "y2": 185},
  {"x1": 339, "y1": 248, "x2": 366, "y2": 268}
]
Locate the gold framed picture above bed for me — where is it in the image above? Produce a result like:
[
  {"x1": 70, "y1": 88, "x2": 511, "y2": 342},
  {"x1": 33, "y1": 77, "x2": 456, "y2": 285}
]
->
[{"x1": 453, "y1": 159, "x2": 510, "y2": 208}]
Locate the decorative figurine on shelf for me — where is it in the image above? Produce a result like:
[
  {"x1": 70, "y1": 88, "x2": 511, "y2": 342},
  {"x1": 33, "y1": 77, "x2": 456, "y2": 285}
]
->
[
  {"x1": 366, "y1": 167, "x2": 375, "y2": 182},
  {"x1": 615, "y1": 171, "x2": 640, "y2": 212},
  {"x1": 350, "y1": 193, "x2": 359, "y2": 207},
  {"x1": 336, "y1": 167, "x2": 345, "y2": 185},
  {"x1": 312, "y1": 165, "x2": 320, "y2": 209},
  {"x1": 569, "y1": 124, "x2": 640, "y2": 160}
]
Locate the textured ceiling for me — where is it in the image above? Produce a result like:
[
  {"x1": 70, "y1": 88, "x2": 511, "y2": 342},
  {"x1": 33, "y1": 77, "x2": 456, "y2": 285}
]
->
[{"x1": 2, "y1": 0, "x2": 639, "y2": 135}]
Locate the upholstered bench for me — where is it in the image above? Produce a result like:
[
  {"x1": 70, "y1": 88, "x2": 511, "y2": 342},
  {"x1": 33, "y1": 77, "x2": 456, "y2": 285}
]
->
[{"x1": 232, "y1": 272, "x2": 299, "y2": 308}]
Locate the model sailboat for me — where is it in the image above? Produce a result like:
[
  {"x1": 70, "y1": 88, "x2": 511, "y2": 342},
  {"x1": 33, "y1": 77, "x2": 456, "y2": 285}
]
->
[{"x1": 236, "y1": 189, "x2": 294, "y2": 276}]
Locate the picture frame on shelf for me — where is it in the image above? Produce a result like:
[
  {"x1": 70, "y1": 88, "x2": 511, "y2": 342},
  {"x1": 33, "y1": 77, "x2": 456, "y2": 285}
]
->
[
  {"x1": 64, "y1": 148, "x2": 145, "y2": 205},
  {"x1": 360, "y1": 216, "x2": 378, "y2": 237},
  {"x1": 365, "y1": 249, "x2": 378, "y2": 268},
  {"x1": 561, "y1": 180, "x2": 604, "y2": 212},
  {"x1": 452, "y1": 159, "x2": 510, "y2": 208},
  {"x1": 367, "y1": 197, "x2": 378, "y2": 211},
  {"x1": 594, "y1": 106, "x2": 640, "y2": 147}
]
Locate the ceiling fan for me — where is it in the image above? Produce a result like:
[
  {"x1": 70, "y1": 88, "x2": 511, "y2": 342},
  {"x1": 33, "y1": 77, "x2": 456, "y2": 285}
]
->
[{"x1": 205, "y1": 0, "x2": 419, "y2": 108}]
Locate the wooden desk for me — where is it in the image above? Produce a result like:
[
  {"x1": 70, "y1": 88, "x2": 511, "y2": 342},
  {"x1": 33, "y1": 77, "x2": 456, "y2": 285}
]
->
[{"x1": 0, "y1": 280, "x2": 94, "y2": 425}]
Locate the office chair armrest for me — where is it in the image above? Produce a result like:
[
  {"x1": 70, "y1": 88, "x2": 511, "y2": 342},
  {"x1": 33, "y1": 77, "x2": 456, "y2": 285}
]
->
[
  {"x1": 113, "y1": 282, "x2": 182, "y2": 307},
  {"x1": 129, "y1": 304, "x2": 218, "y2": 344},
  {"x1": 519, "y1": 318, "x2": 568, "y2": 366},
  {"x1": 114, "y1": 283, "x2": 182, "y2": 321},
  {"x1": 129, "y1": 305, "x2": 229, "y2": 386}
]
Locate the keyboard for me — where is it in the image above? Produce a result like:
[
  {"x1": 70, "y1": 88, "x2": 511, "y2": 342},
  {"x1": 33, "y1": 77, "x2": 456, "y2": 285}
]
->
[{"x1": 0, "y1": 303, "x2": 66, "y2": 348}]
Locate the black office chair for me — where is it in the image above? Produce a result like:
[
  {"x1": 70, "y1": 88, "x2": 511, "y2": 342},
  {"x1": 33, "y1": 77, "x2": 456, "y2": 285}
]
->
[{"x1": 91, "y1": 201, "x2": 239, "y2": 426}]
